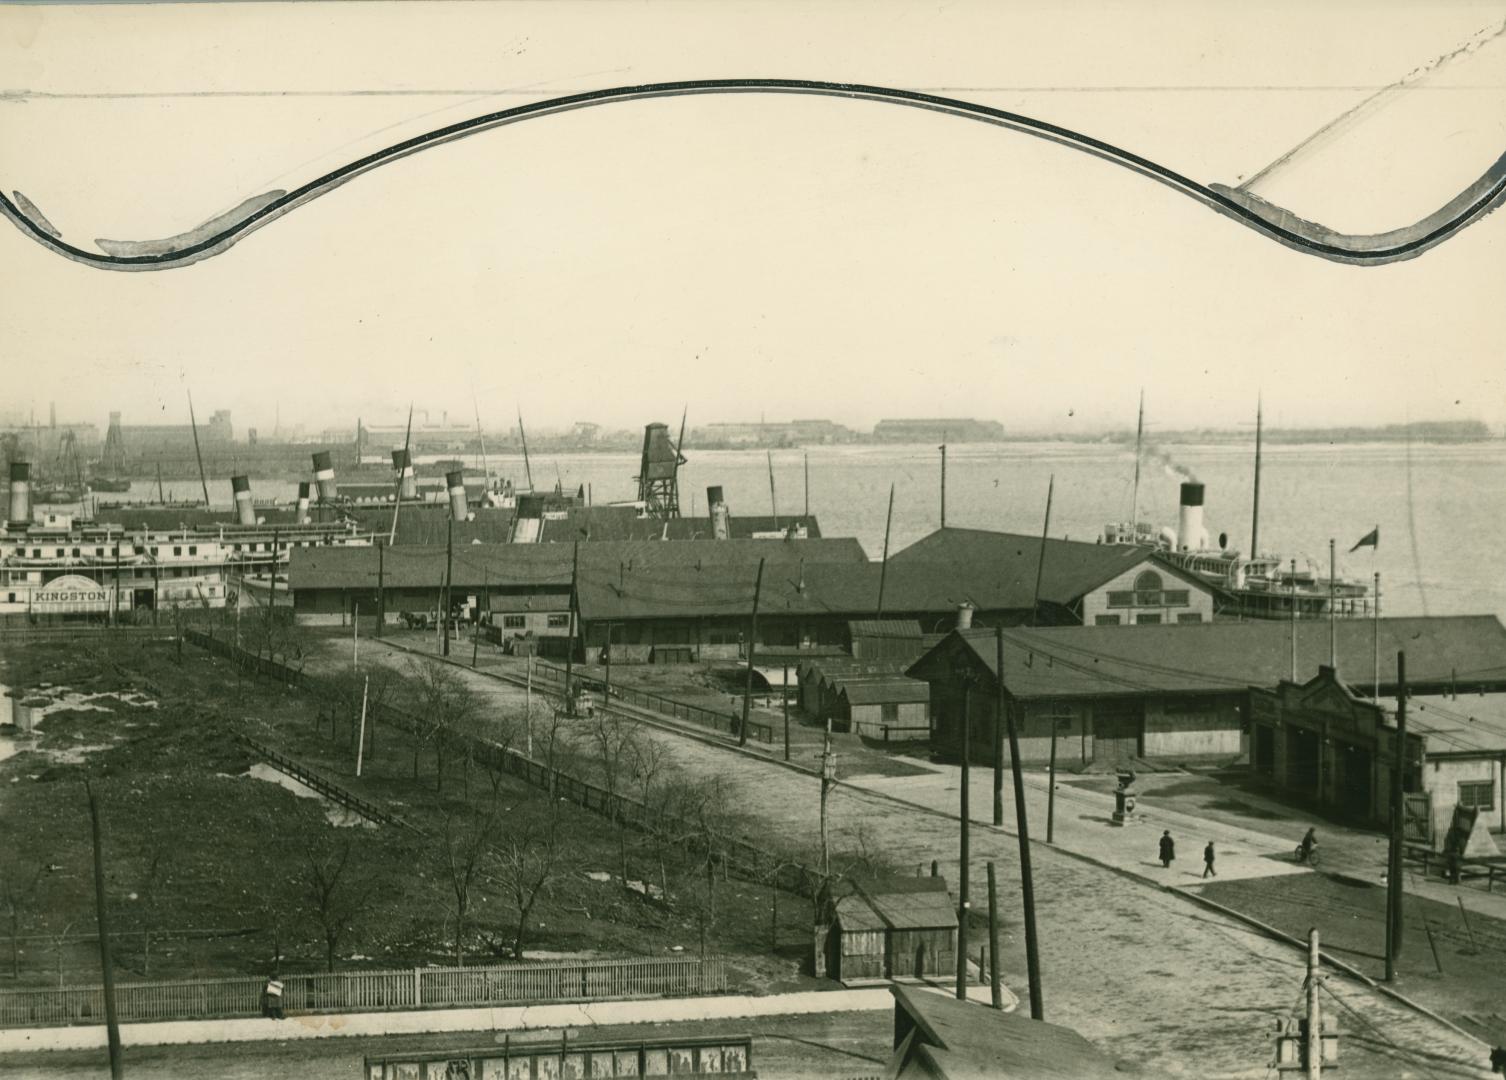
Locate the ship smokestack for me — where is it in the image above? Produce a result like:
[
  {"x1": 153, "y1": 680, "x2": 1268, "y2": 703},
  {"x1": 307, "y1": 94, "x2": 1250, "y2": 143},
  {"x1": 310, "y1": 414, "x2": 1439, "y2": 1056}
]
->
[
  {"x1": 511, "y1": 493, "x2": 544, "y2": 543},
  {"x1": 1177, "y1": 481, "x2": 1208, "y2": 552},
  {"x1": 446, "y1": 470, "x2": 468, "y2": 523},
  {"x1": 312, "y1": 451, "x2": 338, "y2": 502},
  {"x1": 7, "y1": 462, "x2": 32, "y2": 527},
  {"x1": 707, "y1": 485, "x2": 730, "y2": 541},
  {"x1": 956, "y1": 602, "x2": 975, "y2": 630},
  {"x1": 295, "y1": 481, "x2": 311, "y2": 524},
  {"x1": 231, "y1": 474, "x2": 256, "y2": 526},
  {"x1": 391, "y1": 448, "x2": 416, "y2": 500}
]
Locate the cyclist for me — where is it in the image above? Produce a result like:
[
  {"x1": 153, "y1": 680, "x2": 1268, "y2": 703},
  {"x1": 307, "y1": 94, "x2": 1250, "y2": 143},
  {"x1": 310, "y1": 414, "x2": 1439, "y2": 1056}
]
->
[{"x1": 1298, "y1": 828, "x2": 1318, "y2": 864}]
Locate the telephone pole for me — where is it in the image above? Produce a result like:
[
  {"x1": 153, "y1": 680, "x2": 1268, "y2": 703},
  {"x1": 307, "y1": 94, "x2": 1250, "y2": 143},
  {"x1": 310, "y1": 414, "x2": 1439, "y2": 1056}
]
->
[
  {"x1": 85, "y1": 781, "x2": 124, "y2": 1079},
  {"x1": 1386, "y1": 650, "x2": 1408, "y2": 979},
  {"x1": 820, "y1": 722, "x2": 835, "y2": 880},
  {"x1": 1000, "y1": 627, "x2": 1043, "y2": 1019},
  {"x1": 740, "y1": 558, "x2": 765, "y2": 747},
  {"x1": 1306, "y1": 928, "x2": 1324, "y2": 1080},
  {"x1": 375, "y1": 540, "x2": 385, "y2": 639},
  {"x1": 956, "y1": 670, "x2": 972, "y2": 1000},
  {"x1": 442, "y1": 517, "x2": 454, "y2": 657}
]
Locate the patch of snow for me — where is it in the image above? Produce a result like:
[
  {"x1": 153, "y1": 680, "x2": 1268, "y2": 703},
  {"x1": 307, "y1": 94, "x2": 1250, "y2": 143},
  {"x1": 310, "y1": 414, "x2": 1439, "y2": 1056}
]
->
[
  {"x1": 243, "y1": 763, "x2": 377, "y2": 829},
  {"x1": 584, "y1": 870, "x2": 612, "y2": 883}
]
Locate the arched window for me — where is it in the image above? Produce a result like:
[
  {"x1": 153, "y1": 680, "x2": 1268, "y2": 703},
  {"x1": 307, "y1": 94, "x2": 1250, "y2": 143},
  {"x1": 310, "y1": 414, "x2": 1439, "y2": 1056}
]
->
[{"x1": 1133, "y1": 570, "x2": 1163, "y2": 592}]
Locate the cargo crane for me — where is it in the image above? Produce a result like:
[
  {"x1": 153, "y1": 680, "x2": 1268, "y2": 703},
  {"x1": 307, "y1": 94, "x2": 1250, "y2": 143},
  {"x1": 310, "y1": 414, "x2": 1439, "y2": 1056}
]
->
[{"x1": 634, "y1": 409, "x2": 687, "y2": 519}]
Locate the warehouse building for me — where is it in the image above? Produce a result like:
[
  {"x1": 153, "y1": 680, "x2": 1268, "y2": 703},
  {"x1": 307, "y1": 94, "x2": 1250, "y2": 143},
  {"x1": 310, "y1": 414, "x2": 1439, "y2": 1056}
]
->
[{"x1": 910, "y1": 616, "x2": 1506, "y2": 770}]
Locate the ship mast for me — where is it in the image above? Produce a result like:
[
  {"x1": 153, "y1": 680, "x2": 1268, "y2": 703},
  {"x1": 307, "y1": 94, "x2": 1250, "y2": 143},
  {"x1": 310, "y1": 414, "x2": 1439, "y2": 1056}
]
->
[
  {"x1": 1251, "y1": 394, "x2": 1263, "y2": 559},
  {"x1": 1130, "y1": 389, "x2": 1144, "y2": 531},
  {"x1": 517, "y1": 408, "x2": 534, "y2": 492}
]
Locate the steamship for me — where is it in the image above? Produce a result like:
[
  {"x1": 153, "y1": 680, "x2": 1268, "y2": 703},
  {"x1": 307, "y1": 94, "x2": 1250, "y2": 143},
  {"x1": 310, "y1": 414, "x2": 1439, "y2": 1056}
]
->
[
  {"x1": 1104, "y1": 481, "x2": 1370, "y2": 620},
  {"x1": 1, "y1": 457, "x2": 380, "y2": 620}
]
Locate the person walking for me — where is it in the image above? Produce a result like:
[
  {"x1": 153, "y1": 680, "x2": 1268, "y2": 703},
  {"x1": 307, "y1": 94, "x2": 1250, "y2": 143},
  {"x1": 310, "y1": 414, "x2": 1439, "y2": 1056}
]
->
[
  {"x1": 262, "y1": 973, "x2": 285, "y2": 1020},
  {"x1": 1158, "y1": 830, "x2": 1175, "y2": 869},
  {"x1": 1202, "y1": 841, "x2": 1217, "y2": 879}
]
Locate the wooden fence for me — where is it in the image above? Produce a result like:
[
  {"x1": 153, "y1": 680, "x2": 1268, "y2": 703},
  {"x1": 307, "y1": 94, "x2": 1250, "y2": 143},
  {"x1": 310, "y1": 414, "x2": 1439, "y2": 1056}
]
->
[
  {"x1": 0, "y1": 956, "x2": 726, "y2": 1028},
  {"x1": 238, "y1": 734, "x2": 415, "y2": 830},
  {"x1": 532, "y1": 661, "x2": 775, "y2": 744},
  {"x1": 187, "y1": 634, "x2": 826, "y2": 902}
]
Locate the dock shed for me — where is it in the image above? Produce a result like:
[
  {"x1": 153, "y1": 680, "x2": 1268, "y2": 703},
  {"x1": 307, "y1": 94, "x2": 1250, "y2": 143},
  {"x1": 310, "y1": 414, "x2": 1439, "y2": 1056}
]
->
[
  {"x1": 832, "y1": 676, "x2": 931, "y2": 740},
  {"x1": 817, "y1": 876, "x2": 957, "y2": 984}
]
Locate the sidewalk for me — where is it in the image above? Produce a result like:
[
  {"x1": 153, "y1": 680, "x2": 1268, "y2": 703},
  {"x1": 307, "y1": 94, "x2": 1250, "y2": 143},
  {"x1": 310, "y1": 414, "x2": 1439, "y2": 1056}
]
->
[{"x1": 0, "y1": 988, "x2": 896, "y2": 1054}]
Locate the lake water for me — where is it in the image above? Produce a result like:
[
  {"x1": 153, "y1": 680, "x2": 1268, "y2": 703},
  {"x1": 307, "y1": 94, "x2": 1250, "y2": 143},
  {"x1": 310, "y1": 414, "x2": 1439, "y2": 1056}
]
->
[{"x1": 80, "y1": 441, "x2": 1506, "y2": 620}]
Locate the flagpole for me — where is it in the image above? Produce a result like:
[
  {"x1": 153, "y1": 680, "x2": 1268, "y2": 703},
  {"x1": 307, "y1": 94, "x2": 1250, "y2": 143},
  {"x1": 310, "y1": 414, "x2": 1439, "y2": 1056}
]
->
[
  {"x1": 1373, "y1": 571, "x2": 1381, "y2": 699},
  {"x1": 1328, "y1": 538, "x2": 1336, "y2": 671}
]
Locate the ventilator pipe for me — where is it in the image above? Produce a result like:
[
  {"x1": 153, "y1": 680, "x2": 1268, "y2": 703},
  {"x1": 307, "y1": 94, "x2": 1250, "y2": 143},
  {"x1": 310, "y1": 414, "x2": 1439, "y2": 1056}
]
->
[{"x1": 707, "y1": 485, "x2": 730, "y2": 541}]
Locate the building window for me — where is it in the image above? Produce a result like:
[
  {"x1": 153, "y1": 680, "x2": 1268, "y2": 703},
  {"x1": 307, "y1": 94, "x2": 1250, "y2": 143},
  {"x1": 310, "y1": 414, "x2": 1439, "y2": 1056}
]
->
[
  {"x1": 55, "y1": 548, "x2": 64, "y2": 557},
  {"x1": 1177, "y1": 612, "x2": 1202, "y2": 624},
  {"x1": 189, "y1": 546, "x2": 197, "y2": 556},
  {"x1": 881, "y1": 702, "x2": 900, "y2": 723},
  {"x1": 1459, "y1": 780, "x2": 1495, "y2": 811},
  {"x1": 1094, "y1": 614, "x2": 1122, "y2": 626},
  {"x1": 1163, "y1": 590, "x2": 1190, "y2": 607},
  {"x1": 1136, "y1": 613, "x2": 1162, "y2": 625},
  {"x1": 1134, "y1": 570, "x2": 1163, "y2": 592},
  {"x1": 1106, "y1": 591, "x2": 1134, "y2": 608},
  {"x1": 95, "y1": 548, "x2": 103, "y2": 557},
  {"x1": 173, "y1": 546, "x2": 182, "y2": 556},
  {"x1": 71, "y1": 548, "x2": 80, "y2": 557},
  {"x1": 150, "y1": 547, "x2": 159, "y2": 556},
  {"x1": 546, "y1": 614, "x2": 570, "y2": 629},
  {"x1": 503, "y1": 615, "x2": 526, "y2": 629}
]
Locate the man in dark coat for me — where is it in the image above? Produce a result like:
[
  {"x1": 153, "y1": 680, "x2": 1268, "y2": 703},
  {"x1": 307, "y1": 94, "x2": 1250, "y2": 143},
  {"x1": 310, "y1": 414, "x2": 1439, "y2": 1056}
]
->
[
  {"x1": 1203, "y1": 841, "x2": 1217, "y2": 878},
  {"x1": 1158, "y1": 830, "x2": 1175, "y2": 868}
]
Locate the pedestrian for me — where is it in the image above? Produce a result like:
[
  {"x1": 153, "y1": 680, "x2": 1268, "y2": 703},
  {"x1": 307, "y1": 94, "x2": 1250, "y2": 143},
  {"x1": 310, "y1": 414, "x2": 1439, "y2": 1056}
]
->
[
  {"x1": 1203, "y1": 841, "x2": 1217, "y2": 878},
  {"x1": 261, "y1": 973, "x2": 285, "y2": 1020},
  {"x1": 1158, "y1": 830, "x2": 1175, "y2": 869}
]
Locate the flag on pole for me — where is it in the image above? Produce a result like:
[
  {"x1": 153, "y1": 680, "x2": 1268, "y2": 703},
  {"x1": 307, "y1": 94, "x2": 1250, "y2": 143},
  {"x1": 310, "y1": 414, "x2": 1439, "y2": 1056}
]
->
[{"x1": 1349, "y1": 526, "x2": 1379, "y2": 553}]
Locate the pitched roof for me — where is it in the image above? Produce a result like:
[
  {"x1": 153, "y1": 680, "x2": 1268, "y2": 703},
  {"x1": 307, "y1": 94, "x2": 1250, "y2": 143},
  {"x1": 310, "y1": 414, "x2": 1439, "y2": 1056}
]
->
[
  {"x1": 290, "y1": 537, "x2": 867, "y2": 598},
  {"x1": 1405, "y1": 694, "x2": 1506, "y2": 755},
  {"x1": 906, "y1": 617, "x2": 1506, "y2": 699},
  {"x1": 888, "y1": 527, "x2": 1201, "y2": 605},
  {"x1": 833, "y1": 876, "x2": 957, "y2": 931},
  {"x1": 849, "y1": 619, "x2": 924, "y2": 638},
  {"x1": 836, "y1": 676, "x2": 931, "y2": 705},
  {"x1": 891, "y1": 985, "x2": 1123, "y2": 1080},
  {"x1": 536, "y1": 508, "x2": 824, "y2": 543}
]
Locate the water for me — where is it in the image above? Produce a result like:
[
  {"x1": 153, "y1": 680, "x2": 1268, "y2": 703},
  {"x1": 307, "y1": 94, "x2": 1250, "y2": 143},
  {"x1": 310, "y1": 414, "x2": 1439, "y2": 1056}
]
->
[{"x1": 66, "y1": 441, "x2": 1506, "y2": 619}]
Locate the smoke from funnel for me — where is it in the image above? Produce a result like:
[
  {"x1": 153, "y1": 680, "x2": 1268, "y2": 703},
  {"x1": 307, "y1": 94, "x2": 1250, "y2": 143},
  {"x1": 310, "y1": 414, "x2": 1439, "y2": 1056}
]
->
[{"x1": 1144, "y1": 443, "x2": 1197, "y2": 483}]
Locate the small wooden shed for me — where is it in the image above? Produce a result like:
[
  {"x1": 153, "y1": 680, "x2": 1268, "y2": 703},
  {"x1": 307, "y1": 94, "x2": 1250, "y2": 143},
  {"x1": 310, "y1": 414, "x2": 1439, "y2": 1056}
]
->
[
  {"x1": 833, "y1": 676, "x2": 932, "y2": 740},
  {"x1": 820, "y1": 876, "x2": 958, "y2": 983}
]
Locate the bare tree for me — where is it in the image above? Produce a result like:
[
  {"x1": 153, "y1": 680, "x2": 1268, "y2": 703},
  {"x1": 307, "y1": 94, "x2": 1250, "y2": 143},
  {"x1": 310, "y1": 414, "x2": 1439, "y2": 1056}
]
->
[
  {"x1": 1, "y1": 861, "x2": 43, "y2": 979},
  {"x1": 437, "y1": 797, "x2": 501, "y2": 967},
  {"x1": 408, "y1": 659, "x2": 482, "y2": 794},
  {"x1": 491, "y1": 803, "x2": 568, "y2": 960},
  {"x1": 299, "y1": 837, "x2": 373, "y2": 973},
  {"x1": 133, "y1": 847, "x2": 174, "y2": 977},
  {"x1": 584, "y1": 708, "x2": 641, "y2": 885},
  {"x1": 677, "y1": 777, "x2": 738, "y2": 959},
  {"x1": 629, "y1": 736, "x2": 675, "y2": 902}
]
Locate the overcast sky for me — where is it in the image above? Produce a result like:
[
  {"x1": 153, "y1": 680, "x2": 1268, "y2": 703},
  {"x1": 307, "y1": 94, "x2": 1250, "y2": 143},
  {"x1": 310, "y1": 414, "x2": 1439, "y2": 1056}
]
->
[{"x1": 2, "y1": 1, "x2": 1504, "y2": 437}]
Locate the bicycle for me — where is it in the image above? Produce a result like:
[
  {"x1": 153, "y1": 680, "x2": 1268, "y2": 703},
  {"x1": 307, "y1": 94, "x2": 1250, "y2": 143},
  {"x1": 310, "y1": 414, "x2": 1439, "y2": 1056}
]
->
[{"x1": 1294, "y1": 844, "x2": 1321, "y2": 868}]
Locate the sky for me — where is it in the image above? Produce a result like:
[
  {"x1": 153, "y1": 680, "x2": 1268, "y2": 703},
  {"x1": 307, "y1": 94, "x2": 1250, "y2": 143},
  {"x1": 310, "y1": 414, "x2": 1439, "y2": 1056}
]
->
[{"x1": 2, "y1": 0, "x2": 1505, "y2": 437}]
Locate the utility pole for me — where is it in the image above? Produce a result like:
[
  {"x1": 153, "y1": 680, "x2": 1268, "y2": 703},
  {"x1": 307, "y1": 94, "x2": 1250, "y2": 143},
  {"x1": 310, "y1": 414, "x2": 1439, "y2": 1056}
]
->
[
  {"x1": 956, "y1": 670, "x2": 972, "y2": 1001},
  {"x1": 268, "y1": 528, "x2": 280, "y2": 642},
  {"x1": 987, "y1": 862, "x2": 1003, "y2": 1010},
  {"x1": 1030, "y1": 476, "x2": 1055, "y2": 627},
  {"x1": 85, "y1": 781, "x2": 124, "y2": 1079},
  {"x1": 1000, "y1": 626, "x2": 1043, "y2": 1020},
  {"x1": 1047, "y1": 715, "x2": 1060, "y2": 844},
  {"x1": 820, "y1": 721, "x2": 835, "y2": 880},
  {"x1": 783, "y1": 664, "x2": 791, "y2": 762},
  {"x1": 939, "y1": 440, "x2": 947, "y2": 528},
  {"x1": 1251, "y1": 394, "x2": 1262, "y2": 559},
  {"x1": 1289, "y1": 559, "x2": 1298, "y2": 681},
  {"x1": 740, "y1": 558, "x2": 766, "y2": 747},
  {"x1": 352, "y1": 602, "x2": 359, "y2": 668},
  {"x1": 803, "y1": 453, "x2": 809, "y2": 519},
  {"x1": 112, "y1": 538, "x2": 121, "y2": 628},
  {"x1": 1328, "y1": 539, "x2": 1337, "y2": 670},
  {"x1": 876, "y1": 483, "x2": 895, "y2": 618},
  {"x1": 604, "y1": 622, "x2": 613, "y2": 702},
  {"x1": 1386, "y1": 650, "x2": 1408, "y2": 979},
  {"x1": 355, "y1": 675, "x2": 369, "y2": 777},
  {"x1": 376, "y1": 540, "x2": 385, "y2": 639},
  {"x1": 564, "y1": 541, "x2": 579, "y2": 713},
  {"x1": 442, "y1": 516, "x2": 454, "y2": 657},
  {"x1": 993, "y1": 639, "x2": 1005, "y2": 827},
  {"x1": 1306, "y1": 928, "x2": 1324, "y2": 1080},
  {"x1": 1373, "y1": 572, "x2": 1381, "y2": 700}
]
